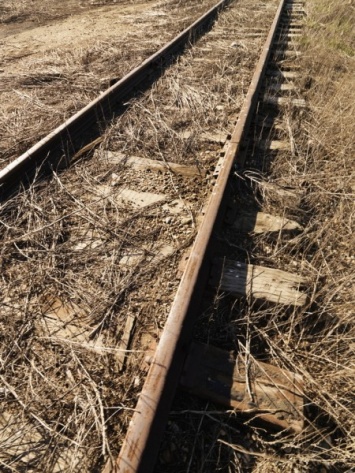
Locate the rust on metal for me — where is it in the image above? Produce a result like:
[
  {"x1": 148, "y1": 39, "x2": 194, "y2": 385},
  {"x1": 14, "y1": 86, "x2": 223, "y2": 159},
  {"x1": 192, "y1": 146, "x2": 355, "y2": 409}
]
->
[
  {"x1": 108, "y1": 0, "x2": 288, "y2": 471},
  {"x1": 0, "y1": 0, "x2": 232, "y2": 199}
]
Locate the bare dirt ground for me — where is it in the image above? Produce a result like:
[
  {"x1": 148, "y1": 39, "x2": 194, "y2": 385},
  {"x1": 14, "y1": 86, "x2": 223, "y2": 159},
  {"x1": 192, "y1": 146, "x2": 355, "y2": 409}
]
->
[
  {"x1": 1, "y1": 0, "x2": 354, "y2": 472},
  {"x1": 0, "y1": 0, "x2": 280, "y2": 471},
  {"x1": 1, "y1": 2, "x2": 154, "y2": 51},
  {"x1": 0, "y1": 0, "x2": 218, "y2": 167}
]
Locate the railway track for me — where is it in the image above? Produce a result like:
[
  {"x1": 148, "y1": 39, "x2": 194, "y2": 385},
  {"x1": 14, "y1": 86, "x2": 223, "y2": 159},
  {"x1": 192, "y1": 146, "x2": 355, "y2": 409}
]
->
[
  {"x1": 0, "y1": 0, "x2": 233, "y2": 197},
  {"x1": 0, "y1": 0, "x2": 314, "y2": 471},
  {"x1": 113, "y1": 1, "x2": 309, "y2": 472}
]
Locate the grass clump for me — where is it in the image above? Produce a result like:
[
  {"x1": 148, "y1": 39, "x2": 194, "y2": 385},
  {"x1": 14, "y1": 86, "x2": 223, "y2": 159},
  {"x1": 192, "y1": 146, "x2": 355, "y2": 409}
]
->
[
  {"x1": 305, "y1": 0, "x2": 355, "y2": 56},
  {"x1": 251, "y1": 0, "x2": 355, "y2": 471},
  {"x1": 161, "y1": 1, "x2": 355, "y2": 471}
]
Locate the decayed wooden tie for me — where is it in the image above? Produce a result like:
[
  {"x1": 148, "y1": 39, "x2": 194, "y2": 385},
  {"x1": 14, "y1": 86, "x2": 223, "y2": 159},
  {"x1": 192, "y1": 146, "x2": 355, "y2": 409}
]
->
[
  {"x1": 181, "y1": 342, "x2": 304, "y2": 433},
  {"x1": 98, "y1": 151, "x2": 203, "y2": 177},
  {"x1": 38, "y1": 295, "x2": 106, "y2": 353},
  {"x1": 211, "y1": 258, "x2": 307, "y2": 306},
  {"x1": 233, "y1": 211, "x2": 302, "y2": 234},
  {"x1": 117, "y1": 314, "x2": 136, "y2": 371}
]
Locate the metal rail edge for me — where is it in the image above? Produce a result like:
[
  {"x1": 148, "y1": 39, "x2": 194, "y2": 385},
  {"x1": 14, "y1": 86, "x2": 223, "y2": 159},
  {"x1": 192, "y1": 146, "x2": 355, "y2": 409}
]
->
[
  {"x1": 107, "y1": 0, "x2": 287, "y2": 471},
  {"x1": 0, "y1": 0, "x2": 232, "y2": 199}
]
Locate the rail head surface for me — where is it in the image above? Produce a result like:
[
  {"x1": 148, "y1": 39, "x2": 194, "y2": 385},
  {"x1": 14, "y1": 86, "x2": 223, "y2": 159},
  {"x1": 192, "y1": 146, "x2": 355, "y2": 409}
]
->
[
  {"x1": 108, "y1": 0, "x2": 287, "y2": 472},
  {"x1": 0, "y1": 0, "x2": 232, "y2": 199}
]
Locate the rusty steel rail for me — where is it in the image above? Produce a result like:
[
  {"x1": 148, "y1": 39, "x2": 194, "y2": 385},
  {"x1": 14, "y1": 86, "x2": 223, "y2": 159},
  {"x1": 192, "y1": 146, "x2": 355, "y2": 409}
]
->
[
  {"x1": 107, "y1": 0, "x2": 288, "y2": 472},
  {"x1": 0, "y1": 0, "x2": 232, "y2": 199}
]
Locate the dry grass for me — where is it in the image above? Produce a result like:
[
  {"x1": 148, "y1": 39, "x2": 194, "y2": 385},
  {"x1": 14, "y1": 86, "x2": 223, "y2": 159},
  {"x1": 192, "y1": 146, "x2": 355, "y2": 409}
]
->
[
  {"x1": 0, "y1": 0, "x2": 218, "y2": 168},
  {"x1": 228, "y1": 0, "x2": 355, "y2": 471},
  {"x1": 0, "y1": 0, "x2": 135, "y2": 25},
  {"x1": 156, "y1": 1, "x2": 355, "y2": 472},
  {"x1": 3, "y1": 0, "x2": 352, "y2": 470},
  {"x1": 0, "y1": 151, "x2": 186, "y2": 471},
  {"x1": 0, "y1": 0, "x2": 277, "y2": 471}
]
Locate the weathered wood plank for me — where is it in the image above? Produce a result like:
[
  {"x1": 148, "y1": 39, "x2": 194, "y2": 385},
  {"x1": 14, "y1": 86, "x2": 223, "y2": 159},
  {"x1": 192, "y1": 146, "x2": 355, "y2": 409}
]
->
[
  {"x1": 273, "y1": 49, "x2": 301, "y2": 58},
  {"x1": 94, "y1": 185, "x2": 191, "y2": 217},
  {"x1": 257, "y1": 180, "x2": 304, "y2": 208},
  {"x1": 162, "y1": 199, "x2": 189, "y2": 215},
  {"x1": 115, "y1": 188, "x2": 166, "y2": 208},
  {"x1": 181, "y1": 342, "x2": 303, "y2": 433},
  {"x1": 211, "y1": 259, "x2": 307, "y2": 306},
  {"x1": 233, "y1": 211, "x2": 302, "y2": 234},
  {"x1": 268, "y1": 83, "x2": 297, "y2": 92},
  {"x1": 119, "y1": 244, "x2": 175, "y2": 268},
  {"x1": 38, "y1": 296, "x2": 105, "y2": 353},
  {"x1": 117, "y1": 314, "x2": 136, "y2": 372},
  {"x1": 99, "y1": 151, "x2": 202, "y2": 177},
  {"x1": 263, "y1": 96, "x2": 306, "y2": 108},
  {"x1": 201, "y1": 131, "x2": 227, "y2": 145},
  {"x1": 71, "y1": 226, "x2": 104, "y2": 251},
  {"x1": 259, "y1": 139, "x2": 291, "y2": 151},
  {"x1": 266, "y1": 70, "x2": 300, "y2": 79},
  {"x1": 180, "y1": 130, "x2": 226, "y2": 145}
]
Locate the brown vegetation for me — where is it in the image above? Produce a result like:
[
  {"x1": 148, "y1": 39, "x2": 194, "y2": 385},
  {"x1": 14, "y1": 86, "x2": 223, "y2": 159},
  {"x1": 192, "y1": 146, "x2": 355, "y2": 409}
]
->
[
  {"x1": 156, "y1": 1, "x2": 355, "y2": 472},
  {"x1": 226, "y1": 0, "x2": 355, "y2": 470},
  {"x1": 0, "y1": 0, "x2": 219, "y2": 169},
  {"x1": 1, "y1": 0, "x2": 353, "y2": 470},
  {"x1": 0, "y1": 0, "x2": 279, "y2": 471}
]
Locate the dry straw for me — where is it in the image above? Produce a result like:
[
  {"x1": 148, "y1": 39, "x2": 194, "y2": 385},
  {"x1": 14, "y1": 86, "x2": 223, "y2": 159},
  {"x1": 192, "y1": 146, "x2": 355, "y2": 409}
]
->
[{"x1": 0, "y1": 0, "x2": 272, "y2": 470}]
